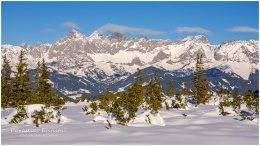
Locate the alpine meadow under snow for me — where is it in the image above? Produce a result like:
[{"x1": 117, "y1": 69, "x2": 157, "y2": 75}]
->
[{"x1": 1, "y1": 99, "x2": 259, "y2": 145}]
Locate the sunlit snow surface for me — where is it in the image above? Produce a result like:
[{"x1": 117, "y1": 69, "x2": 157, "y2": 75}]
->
[{"x1": 1, "y1": 103, "x2": 258, "y2": 145}]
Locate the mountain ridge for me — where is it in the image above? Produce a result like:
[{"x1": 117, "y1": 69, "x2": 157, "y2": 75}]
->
[{"x1": 1, "y1": 29, "x2": 259, "y2": 97}]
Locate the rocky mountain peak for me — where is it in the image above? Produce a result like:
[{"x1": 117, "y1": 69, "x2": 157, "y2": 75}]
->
[
  {"x1": 180, "y1": 35, "x2": 209, "y2": 44},
  {"x1": 66, "y1": 28, "x2": 86, "y2": 39},
  {"x1": 88, "y1": 31, "x2": 102, "y2": 40},
  {"x1": 108, "y1": 32, "x2": 126, "y2": 41},
  {"x1": 20, "y1": 42, "x2": 31, "y2": 49}
]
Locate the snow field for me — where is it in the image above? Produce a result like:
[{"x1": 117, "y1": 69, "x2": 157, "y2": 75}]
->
[{"x1": 1, "y1": 98, "x2": 258, "y2": 144}]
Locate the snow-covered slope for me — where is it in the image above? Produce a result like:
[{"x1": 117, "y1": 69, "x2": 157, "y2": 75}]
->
[
  {"x1": 1, "y1": 102, "x2": 258, "y2": 144},
  {"x1": 1, "y1": 29, "x2": 259, "y2": 96},
  {"x1": 1, "y1": 104, "x2": 70, "y2": 125}
]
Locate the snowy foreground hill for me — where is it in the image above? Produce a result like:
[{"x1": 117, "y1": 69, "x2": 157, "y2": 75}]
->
[
  {"x1": 1, "y1": 29, "x2": 259, "y2": 97},
  {"x1": 1, "y1": 97, "x2": 259, "y2": 145}
]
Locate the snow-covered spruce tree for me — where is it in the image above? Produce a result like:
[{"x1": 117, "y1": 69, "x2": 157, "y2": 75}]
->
[
  {"x1": 31, "y1": 106, "x2": 56, "y2": 127},
  {"x1": 253, "y1": 90, "x2": 259, "y2": 115},
  {"x1": 34, "y1": 59, "x2": 51, "y2": 102},
  {"x1": 146, "y1": 73, "x2": 164, "y2": 114},
  {"x1": 175, "y1": 93, "x2": 187, "y2": 108},
  {"x1": 181, "y1": 82, "x2": 190, "y2": 97},
  {"x1": 218, "y1": 99, "x2": 231, "y2": 116},
  {"x1": 9, "y1": 105, "x2": 28, "y2": 123},
  {"x1": 95, "y1": 69, "x2": 146, "y2": 125},
  {"x1": 123, "y1": 68, "x2": 146, "y2": 120},
  {"x1": 216, "y1": 89, "x2": 231, "y2": 100},
  {"x1": 98, "y1": 88, "x2": 116, "y2": 119},
  {"x1": 31, "y1": 59, "x2": 64, "y2": 126},
  {"x1": 26, "y1": 61, "x2": 41, "y2": 104},
  {"x1": 12, "y1": 50, "x2": 31, "y2": 106},
  {"x1": 76, "y1": 93, "x2": 90, "y2": 102},
  {"x1": 31, "y1": 107, "x2": 46, "y2": 127},
  {"x1": 111, "y1": 93, "x2": 128, "y2": 125},
  {"x1": 165, "y1": 101, "x2": 170, "y2": 110},
  {"x1": 168, "y1": 93, "x2": 182, "y2": 109},
  {"x1": 109, "y1": 68, "x2": 146, "y2": 123},
  {"x1": 89, "y1": 102, "x2": 98, "y2": 114},
  {"x1": 1, "y1": 55, "x2": 13, "y2": 108},
  {"x1": 83, "y1": 102, "x2": 98, "y2": 115},
  {"x1": 126, "y1": 82, "x2": 145, "y2": 119},
  {"x1": 30, "y1": 59, "x2": 65, "y2": 107},
  {"x1": 166, "y1": 80, "x2": 174, "y2": 97},
  {"x1": 192, "y1": 54, "x2": 211, "y2": 106},
  {"x1": 171, "y1": 99, "x2": 176, "y2": 108},
  {"x1": 240, "y1": 110, "x2": 254, "y2": 121},
  {"x1": 231, "y1": 92, "x2": 242, "y2": 111},
  {"x1": 243, "y1": 90, "x2": 259, "y2": 115},
  {"x1": 34, "y1": 61, "x2": 41, "y2": 93},
  {"x1": 175, "y1": 93, "x2": 182, "y2": 103}
]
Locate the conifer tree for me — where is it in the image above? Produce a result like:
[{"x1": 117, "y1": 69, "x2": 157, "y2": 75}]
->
[
  {"x1": 136, "y1": 68, "x2": 143, "y2": 84},
  {"x1": 244, "y1": 90, "x2": 254, "y2": 110},
  {"x1": 30, "y1": 59, "x2": 64, "y2": 106},
  {"x1": 40, "y1": 59, "x2": 51, "y2": 93},
  {"x1": 244, "y1": 90, "x2": 259, "y2": 115},
  {"x1": 146, "y1": 73, "x2": 164, "y2": 114},
  {"x1": 1, "y1": 55, "x2": 13, "y2": 108},
  {"x1": 111, "y1": 94, "x2": 127, "y2": 125},
  {"x1": 192, "y1": 54, "x2": 210, "y2": 106},
  {"x1": 253, "y1": 90, "x2": 259, "y2": 115},
  {"x1": 89, "y1": 102, "x2": 98, "y2": 114},
  {"x1": 166, "y1": 80, "x2": 174, "y2": 97},
  {"x1": 33, "y1": 61, "x2": 41, "y2": 97},
  {"x1": 232, "y1": 93, "x2": 242, "y2": 111},
  {"x1": 120, "y1": 68, "x2": 145, "y2": 121},
  {"x1": 13, "y1": 50, "x2": 31, "y2": 106},
  {"x1": 182, "y1": 82, "x2": 190, "y2": 96},
  {"x1": 36, "y1": 59, "x2": 53, "y2": 98},
  {"x1": 165, "y1": 101, "x2": 170, "y2": 110},
  {"x1": 99, "y1": 88, "x2": 116, "y2": 119},
  {"x1": 126, "y1": 82, "x2": 145, "y2": 119}
]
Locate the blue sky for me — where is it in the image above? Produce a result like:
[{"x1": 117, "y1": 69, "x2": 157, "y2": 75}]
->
[{"x1": 2, "y1": 1, "x2": 259, "y2": 45}]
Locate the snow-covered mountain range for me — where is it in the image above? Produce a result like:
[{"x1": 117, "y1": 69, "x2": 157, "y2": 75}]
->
[{"x1": 1, "y1": 29, "x2": 259, "y2": 97}]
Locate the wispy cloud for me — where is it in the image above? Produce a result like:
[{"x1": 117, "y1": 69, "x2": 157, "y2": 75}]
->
[
  {"x1": 228, "y1": 26, "x2": 258, "y2": 33},
  {"x1": 176, "y1": 26, "x2": 212, "y2": 35},
  {"x1": 97, "y1": 23, "x2": 165, "y2": 35},
  {"x1": 43, "y1": 28, "x2": 54, "y2": 33},
  {"x1": 62, "y1": 21, "x2": 79, "y2": 29}
]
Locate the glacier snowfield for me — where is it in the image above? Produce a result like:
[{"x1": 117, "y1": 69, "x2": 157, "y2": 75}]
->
[{"x1": 1, "y1": 102, "x2": 258, "y2": 145}]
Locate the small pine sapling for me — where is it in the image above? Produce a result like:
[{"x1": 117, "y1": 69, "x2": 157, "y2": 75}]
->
[
  {"x1": 219, "y1": 100, "x2": 231, "y2": 116},
  {"x1": 165, "y1": 101, "x2": 170, "y2": 110}
]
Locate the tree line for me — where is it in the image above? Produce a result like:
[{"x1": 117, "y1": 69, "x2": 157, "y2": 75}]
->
[
  {"x1": 1, "y1": 51, "x2": 64, "y2": 109},
  {"x1": 82, "y1": 53, "x2": 258, "y2": 126},
  {"x1": 2, "y1": 51, "x2": 258, "y2": 126}
]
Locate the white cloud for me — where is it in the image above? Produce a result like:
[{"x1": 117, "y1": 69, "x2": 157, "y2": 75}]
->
[
  {"x1": 97, "y1": 23, "x2": 165, "y2": 35},
  {"x1": 62, "y1": 21, "x2": 79, "y2": 29},
  {"x1": 228, "y1": 26, "x2": 258, "y2": 33},
  {"x1": 176, "y1": 26, "x2": 212, "y2": 35}
]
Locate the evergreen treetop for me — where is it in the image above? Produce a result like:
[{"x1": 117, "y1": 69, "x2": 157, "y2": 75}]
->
[
  {"x1": 13, "y1": 50, "x2": 31, "y2": 106},
  {"x1": 146, "y1": 73, "x2": 164, "y2": 114},
  {"x1": 192, "y1": 53, "x2": 210, "y2": 106},
  {"x1": 166, "y1": 80, "x2": 174, "y2": 97},
  {"x1": 1, "y1": 55, "x2": 13, "y2": 108}
]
